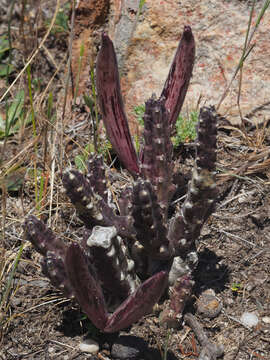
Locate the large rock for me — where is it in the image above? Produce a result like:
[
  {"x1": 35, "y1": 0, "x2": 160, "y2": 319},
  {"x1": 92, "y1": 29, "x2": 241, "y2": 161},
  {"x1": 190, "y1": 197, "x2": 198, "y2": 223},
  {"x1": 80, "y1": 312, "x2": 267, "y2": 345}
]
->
[{"x1": 109, "y1": 0, "x2": 270, "y2": 128}]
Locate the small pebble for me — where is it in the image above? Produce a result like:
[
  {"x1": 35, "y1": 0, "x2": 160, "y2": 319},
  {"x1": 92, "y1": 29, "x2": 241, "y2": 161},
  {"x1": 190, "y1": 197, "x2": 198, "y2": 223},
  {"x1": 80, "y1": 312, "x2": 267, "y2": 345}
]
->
[
  {"x1": 111, "y1": 335, "x2": 147, "y2": 359},
  {"x1": 262, "y1": 316, "x2": 270, "y2": 324},
  {"x1": 10, "y1": 297, "x2": 22, "y2": 307},
  {"x1": 240, "y1": 312, "x2": 259, "y2": 327},
  {"x1": 246, "y1": 282, "x2": 255, "y2": 292},
  {"x1": 238, "y1": 196, "x2": 247, "y2": 203},
  {"x1": 225, "y1": 297, "x2": 234, "y2": 306},
  {"x1": 48, "y1": 347, "x2": 54, "y2": 354},
  {"x1": 79, "y1": 338, "x2": 99, "y2": 354},
  {"x1": 196, "y1": 289, "x2": 222, "y2": 318}
]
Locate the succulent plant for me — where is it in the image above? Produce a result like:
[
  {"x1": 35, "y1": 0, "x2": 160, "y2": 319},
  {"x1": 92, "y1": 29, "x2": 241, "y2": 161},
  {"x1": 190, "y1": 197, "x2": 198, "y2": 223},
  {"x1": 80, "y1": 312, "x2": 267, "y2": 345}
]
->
[{"x1": 24, "y1": 26, "x2": 217, "y2": 333}]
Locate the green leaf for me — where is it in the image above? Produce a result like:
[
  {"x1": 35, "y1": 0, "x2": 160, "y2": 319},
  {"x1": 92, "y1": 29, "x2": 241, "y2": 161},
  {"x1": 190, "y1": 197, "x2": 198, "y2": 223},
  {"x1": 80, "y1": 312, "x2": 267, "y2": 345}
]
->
[
  {"x1": 133, "y1": 103, "x2": 198, "y2": 147},
  {"x1": 231, "y1": 282, "x2": 242, "y2": 292},
  {"x1": 133, "y1": 104, "x2": 145, "y2": 126},
  {"x1": 0, "y1": 63, "x2": 14, "y2": 77},
  {"x1": 83, "y1": 94, "x2": 95, "y2": 110},
  {"x1": 0, "y1": 169, "x2": 26, "y2": 192},
  {"x1": 139, "y1": 0, "x2": 146, "y2": 12},
  {"x1": 0, "y1": 90, "x2": 24, "y2": 138},
  {"x1": 174, "y1": 111, "x2": 198, "y2": 145},
  {"x1": 6, "y1": 174, "x2": 24, "y2": 192},
  {"x1": 75, "y1": 154, "x2": 87, "y2": 172},
  {"x1": 0, "y1": 37, "x2": 10, "y2": 60},
  {"x1": 46, "y1": 5, "x2": 70, "y2": 34},
  {"x1": 6, "y1": 90, "x2": 24, "y2": 131}
]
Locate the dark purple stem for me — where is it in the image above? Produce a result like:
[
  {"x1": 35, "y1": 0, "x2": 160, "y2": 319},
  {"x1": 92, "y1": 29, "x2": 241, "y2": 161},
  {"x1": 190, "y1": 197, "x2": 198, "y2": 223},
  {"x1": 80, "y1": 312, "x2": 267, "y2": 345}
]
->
[
  {"x1": 96, "y1": 33, "x2": 139, "y2": 175},
  {"x1": 160, "y1": 25, "x2": 195, "y2": 128}
]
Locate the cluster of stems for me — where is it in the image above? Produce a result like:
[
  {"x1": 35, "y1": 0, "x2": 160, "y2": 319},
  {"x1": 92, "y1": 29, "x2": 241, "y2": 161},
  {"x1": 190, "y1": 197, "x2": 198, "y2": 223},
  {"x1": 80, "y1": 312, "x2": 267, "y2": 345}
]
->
[{"x1": 24, "y1": 26, "x2": 217, "y2": 332}]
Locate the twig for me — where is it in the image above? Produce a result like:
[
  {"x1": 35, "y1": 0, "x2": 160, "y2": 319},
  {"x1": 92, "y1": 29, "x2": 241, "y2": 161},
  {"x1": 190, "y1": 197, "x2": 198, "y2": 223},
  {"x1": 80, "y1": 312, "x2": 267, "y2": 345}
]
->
[
  {"x1": 61, "y1": 0, "x2": 76, "y2": 171},
  {"x1": 212, "y1": 227, "x2": 259, "y2": 248},
  {"x1": 1, "y1": 135, "x2": 41, "y2": 174},
  {"x1": 237, "y1": 0, "x2": 256, "y2": 127},
  {"x1": 217, "y1": 0, "x2": 270, "y2": 111},
  {"x1": 184, "y1": 313, "x2": 224, "y2": 360},
  {"x1": 49, "y1": 339, "x2": 76, "y2": 350},
  {"x1": 216, "y1": 189, "x2": 254, "y2": 210},
  {"x1": 48, "y1": 129, "x2": 57, "y2": 227}
]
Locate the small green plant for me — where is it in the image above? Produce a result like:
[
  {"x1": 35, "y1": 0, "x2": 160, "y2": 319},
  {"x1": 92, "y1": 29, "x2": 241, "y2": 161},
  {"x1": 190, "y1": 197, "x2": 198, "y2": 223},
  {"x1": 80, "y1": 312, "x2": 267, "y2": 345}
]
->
[
  {"x1": 46, "y1": 4, "x2": 70, "y2": 34},
  {"x1": 75, "y1": 141, "x2": 112, "y2": 172},
  {"x1": 75, "y1": 144, "x2": 92, "y2": 172},
  {"x1": 173, "y1": 110, "x2": 198, "y2": 145},
  {"x1": 133, "y1": 104, "x2": 145, "y2": 126},
  {"x1": 78, "y1": 314, "x2": 102, "y2": 339},
  {"x1": 139, "y1": 0, "x2": 146, "y2": 12},
  {"x1": 0, "y1": 36, "x2": 14, "y2": 77},
  {"x1": 0, "y1": 167, "x2": 25, "y2": 193},
  {"x1": 0, "y1": 243, "x2": 24, "y2": 332},
  {"x1": 231, "y1": 282, "x2": 243, "y2": 294},
  {"x1": 84, "y1": 68, "x2": 100, "y2": 152},
  {"x1": 134, "y1": 104, "x2": 198, "y2": 146},
  {"x1": 0, "y1": 89, "x2": 24, "y2": 139},
  {"x1": 162, "y1": 329, "x2": 171, "y2": 360},
  {"x1": 32, "y1": 77, "x2": 43, "y2": 93},
  {"x1": 137, "y1": 0, "x2": 146, "y2": 20}
]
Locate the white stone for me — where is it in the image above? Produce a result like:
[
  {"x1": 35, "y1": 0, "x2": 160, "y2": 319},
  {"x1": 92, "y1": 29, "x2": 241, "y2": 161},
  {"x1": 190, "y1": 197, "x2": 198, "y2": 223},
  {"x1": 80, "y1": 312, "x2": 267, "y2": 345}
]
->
[
  {"x1": 68, "y1": 172, "x2": 75, "y2": 180},
  {"x1": 87, "y1": 226, "x2": 117, "y2": 248},
  {"x1": 240, "y1": 312, "x2": 259, "y2": 328},
  {"x1": 79, "y1": 338, "x2": 99, "y2": 354},
  {"x1": 262, "y1": 316, "x2": 270, "y2": 324}
]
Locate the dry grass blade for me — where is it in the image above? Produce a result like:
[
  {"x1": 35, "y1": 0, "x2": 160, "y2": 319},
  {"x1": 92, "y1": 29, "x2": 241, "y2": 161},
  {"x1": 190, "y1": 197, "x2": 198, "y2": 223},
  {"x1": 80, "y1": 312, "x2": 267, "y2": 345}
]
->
[
  {"x1": 1, "y1": 136, "x2": 41, "y2": 175},
  {"x1": 217, "y1": 146, "x2": 270, "y2": 184},
  {"x1": 48, "y1": 125, "x2": 58, "y2": 227},
  {"x1": 0, "y1": 243, "x2": 24, "y2": 338},
  {"x1": 217, "y1": 0, "x2": 270, "y2": 111},
  {"x1": 60, "y1": 0, "x2": 76, "y2": 172}
]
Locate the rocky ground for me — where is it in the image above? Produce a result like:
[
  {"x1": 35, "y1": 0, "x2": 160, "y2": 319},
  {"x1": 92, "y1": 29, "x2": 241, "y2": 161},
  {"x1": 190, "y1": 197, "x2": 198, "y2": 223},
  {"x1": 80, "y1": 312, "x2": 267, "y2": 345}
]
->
[{"x1": 0, "y1": 1, "x2": 270, "y2": 359}]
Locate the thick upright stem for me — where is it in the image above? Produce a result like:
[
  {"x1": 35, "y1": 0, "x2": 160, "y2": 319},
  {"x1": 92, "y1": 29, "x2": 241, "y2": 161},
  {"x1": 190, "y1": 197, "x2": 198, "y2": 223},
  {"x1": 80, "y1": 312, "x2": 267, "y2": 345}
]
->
[
  {"x1": 140, "y1": 98, "x2": 176, "y2": 212},
  {"x1": 169, "y1": 107, "x2": 217, "y2": 257},
  {"x1": 132, "y1": 180, "x2": 171, "y2": 261}
]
